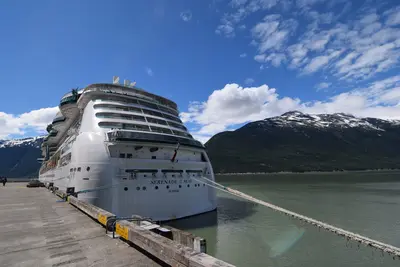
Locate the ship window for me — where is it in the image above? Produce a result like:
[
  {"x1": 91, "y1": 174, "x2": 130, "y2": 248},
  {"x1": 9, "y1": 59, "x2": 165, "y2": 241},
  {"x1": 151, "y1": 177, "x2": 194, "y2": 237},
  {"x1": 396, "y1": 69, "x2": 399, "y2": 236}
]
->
[
  {"x1": 132, "y1": 124, "x2": 151, "y2": 131},
  {"x1": 99, "y1": 122, "x2": 123, "y2": 128},
  {"x1": 138, "y1": 100, "x2": 159, "y2": 110},
  {"x1": 168, "y1": 121, "x2": 187, "y2": 130},
  {"x1": 94, "y1": 104, "x2": 143, "y2": 114},
  {"x1": 150, "y1": 147, "x2": 159, "y2": 152},
  {"x1": 146, "y1": 117, "x2": 168, "y2": 125},
  {"x1": 142, "y1": 109, "x2": 163, "y2": 117},
  {"x1": 141, "y1": 108, "x2": 181, "y2": 122},
  {"x1": 98, "y1": 122, "x2": 151, "y2": 132},
  {"x1": 172, "y1": 130, "x2": 192, "y2": 138},
  {"x1": 127, "y1": 153, "x2": 132, "y2": 158},
  {"x1": 97, "y1": 92, "x2": 178, "y2": 116},
  {"x1": 150, "y1": 126, "x2": 173, "y2": 134},
  {"x1": 162, "y1": 113, "x2": 181, "y2": 123},
  {"x1": 77, "y1": 167, "x2": 81, "y2": 172},
  {"x1": 96, "y1": 112, "x2": 146, "y2": 122},
  {"x1": 119, "y1": 153, "x2": 125, "y2": 158},
  {"x1": 86, "y1": 167, "x2": 90, "y2": 171},
  {"x1": 152, "y1": 156, "x2": 156, "y2": 159}
]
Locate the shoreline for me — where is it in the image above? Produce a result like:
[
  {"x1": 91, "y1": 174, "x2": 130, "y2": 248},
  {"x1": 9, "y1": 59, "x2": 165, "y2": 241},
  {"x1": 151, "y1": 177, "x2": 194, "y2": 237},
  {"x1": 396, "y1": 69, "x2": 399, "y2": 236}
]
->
[{"x1": 215, "y1": 169, "x2": 400, "y2": 176}]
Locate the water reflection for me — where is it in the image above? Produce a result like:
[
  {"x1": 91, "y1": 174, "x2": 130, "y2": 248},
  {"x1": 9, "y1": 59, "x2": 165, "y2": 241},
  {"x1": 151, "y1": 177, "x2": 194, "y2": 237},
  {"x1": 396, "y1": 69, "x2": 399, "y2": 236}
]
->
[{"x1": 168, "y1": 194, "x2": 306, "y2": 262}]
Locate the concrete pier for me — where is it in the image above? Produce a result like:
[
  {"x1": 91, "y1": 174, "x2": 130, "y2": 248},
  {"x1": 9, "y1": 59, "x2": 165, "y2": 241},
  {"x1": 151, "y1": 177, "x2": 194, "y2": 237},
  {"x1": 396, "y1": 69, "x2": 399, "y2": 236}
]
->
[
  {"x1": 0, "y1": 183, "x2": 235, "y2": 267},
  {"x1": 0, "y1": 183, "x2": 164, "y2": 267}
]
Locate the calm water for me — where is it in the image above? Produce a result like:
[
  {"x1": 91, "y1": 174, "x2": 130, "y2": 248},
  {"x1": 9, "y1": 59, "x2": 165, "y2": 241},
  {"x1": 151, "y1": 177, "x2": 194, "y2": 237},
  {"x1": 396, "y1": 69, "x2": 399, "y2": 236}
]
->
[{"x1": 167, "y1": 171, "x2": 400, "y2": 267}]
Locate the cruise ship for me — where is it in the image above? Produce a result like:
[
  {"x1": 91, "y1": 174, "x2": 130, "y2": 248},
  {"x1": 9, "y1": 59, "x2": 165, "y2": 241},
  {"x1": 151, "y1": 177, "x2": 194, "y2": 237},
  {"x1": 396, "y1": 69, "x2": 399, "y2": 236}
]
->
[{"x1": 38, "y1": 77, "x2": 217, "y2": 221}]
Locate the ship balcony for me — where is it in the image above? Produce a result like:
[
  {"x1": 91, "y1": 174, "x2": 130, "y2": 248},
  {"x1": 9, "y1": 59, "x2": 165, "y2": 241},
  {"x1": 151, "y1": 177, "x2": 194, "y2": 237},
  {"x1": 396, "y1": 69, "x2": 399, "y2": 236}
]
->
[
  {"x1": 60, "y1": 95, "x2": 80, "y2": 118},
  {"x1": 52, "y1": 116, "x2": 66, "y2": 124},
  {"x1": 106, "y1": 130, "x2": 204, "y2": 149},
  {"x1": 60, "y1": 95, "x2": 78, "y2": 106},
  {"x1": 48, "y1": 146, "x2": 58, "y2": 152},
  {"x1": 49, "y1": 130, "x2": 58, "y2": 137}
]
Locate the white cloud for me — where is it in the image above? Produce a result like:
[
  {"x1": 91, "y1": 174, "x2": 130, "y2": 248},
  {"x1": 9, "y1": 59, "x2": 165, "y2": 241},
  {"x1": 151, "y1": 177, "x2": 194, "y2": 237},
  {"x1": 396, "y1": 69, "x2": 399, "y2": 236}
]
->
[
  {"x1": 0, "y1": 107, "x2": 59, "y2": 139},
  {"x1": 215, "y1": 0, "x2": 290, "y2": 38},
  {"x1": 230, "y1": 0, "x2": 248, "y2": 7},
  {"x1": 252, "y1": 15, "x2": 298, "y2": 53},
  {"x1": 254, "y1": 53, "x2": 286, "y2": 67},
  {"x1": 214, "y1": 2, "x2": 400, "y2": 81},
  {"x1": 239, "y1": 53, "x2": 247, "y2": 58},
  {"x1": 336, "y1": 42, "x2": 399, "y2": 80},
  {"x1": 384, "y1": 6, "x2": 400, "y2": 26},
  {"x1": 244, "y1": 78, "x2": 255, "y2": 85},
  {"x1": 183, "y1": 75, "x2": 400, "y2": 142},
  {"x1": 303, "y1": 49, "x2": 342, "y2": 74},
  {"x1": 315, "y1": 82, "x2": 331, "y2": 91},
  {"x1": 359, "y1": 13, "x2": 379, "y2": 25},
  {"x1": 180, "y1": 10, "x2": 192, "y2": 22},
  {"x1": 215, "y1": 23, "x2": 235, "y2": 38},
  {"x1": 145, "y1": 67, "x2": 154, "y2": 76}
]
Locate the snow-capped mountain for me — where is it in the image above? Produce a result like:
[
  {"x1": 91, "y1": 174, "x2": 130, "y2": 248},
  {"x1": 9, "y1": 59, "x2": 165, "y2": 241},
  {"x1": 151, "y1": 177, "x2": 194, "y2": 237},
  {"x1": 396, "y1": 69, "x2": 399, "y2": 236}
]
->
[
  {"x1": 206, "y1": 111, "x2": 400, "y2": 174},
  {"x1": 0, "y1": 136, "x2": 45, "y2": 178},
  {"x1": 0, "y1": 136, "x2": 45, "y2": 148},
  {"x1": 258, "y1": 111, "x2": 399, "y2": 131}
]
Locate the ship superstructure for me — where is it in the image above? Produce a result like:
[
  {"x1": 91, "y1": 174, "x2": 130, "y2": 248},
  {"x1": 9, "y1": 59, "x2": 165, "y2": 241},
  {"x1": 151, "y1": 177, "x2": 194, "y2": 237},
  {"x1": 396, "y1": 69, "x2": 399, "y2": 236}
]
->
[{"x1": 39, "y1": 78, "x2": 217, "y2": 221}]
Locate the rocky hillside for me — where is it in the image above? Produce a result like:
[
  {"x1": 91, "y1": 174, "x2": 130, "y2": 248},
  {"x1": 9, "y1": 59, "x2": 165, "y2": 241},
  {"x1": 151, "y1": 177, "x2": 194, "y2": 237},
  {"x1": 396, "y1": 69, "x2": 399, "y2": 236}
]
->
[
  {"x1": 205, "y1": 111, "x2": 400, "y2": 173},
  {"x1": 0, "y1": 136, "x2": 44, "y2": 178}
]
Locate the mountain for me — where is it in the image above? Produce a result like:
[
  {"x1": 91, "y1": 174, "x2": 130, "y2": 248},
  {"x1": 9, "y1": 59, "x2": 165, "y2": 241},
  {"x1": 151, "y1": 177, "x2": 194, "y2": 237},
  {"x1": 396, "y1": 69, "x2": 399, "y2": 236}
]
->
[
  {"x1": 205, "y1": 111, "x2": 400, "y2": 173},
  {"x1": 0, "y1": 136, "x2": 44, "y2": 178},
  {"x1": 3, "y1": 111, "x2": 400, "y2": 176}
]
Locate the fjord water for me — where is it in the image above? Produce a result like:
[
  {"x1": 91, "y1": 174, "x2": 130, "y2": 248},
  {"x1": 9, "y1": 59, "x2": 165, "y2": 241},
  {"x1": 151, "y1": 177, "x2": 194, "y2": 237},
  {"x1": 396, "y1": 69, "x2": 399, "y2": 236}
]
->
[{"x1": 167, "y1": 171, "x2": 400, "y2": 267}]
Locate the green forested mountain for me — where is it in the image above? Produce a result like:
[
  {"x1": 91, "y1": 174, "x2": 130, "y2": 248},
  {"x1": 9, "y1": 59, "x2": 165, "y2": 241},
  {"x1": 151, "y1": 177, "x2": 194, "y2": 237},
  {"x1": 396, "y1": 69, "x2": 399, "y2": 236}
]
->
[
  {"x1": 0, "y1": 137, "x2": 44, "y2": 177},
  {"x1": 205, "y1": 111, "x2": 400, "y2": 173}
]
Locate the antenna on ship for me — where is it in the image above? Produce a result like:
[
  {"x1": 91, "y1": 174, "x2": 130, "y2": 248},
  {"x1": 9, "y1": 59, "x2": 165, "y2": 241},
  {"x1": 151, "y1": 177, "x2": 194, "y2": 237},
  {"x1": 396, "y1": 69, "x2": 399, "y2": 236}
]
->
[
  {"x1": 112, "y1": 76, "x2": 120, "y2": 84},
  {"x1": 113, "y1": 76, "x2": 136, "y2": 88}
]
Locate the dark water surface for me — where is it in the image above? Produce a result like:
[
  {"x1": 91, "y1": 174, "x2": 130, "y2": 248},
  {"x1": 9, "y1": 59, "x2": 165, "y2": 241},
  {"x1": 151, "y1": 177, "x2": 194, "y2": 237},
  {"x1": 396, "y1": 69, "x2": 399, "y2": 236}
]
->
[{"x1": 167, "y1": 171, "x2": 400, "y2": 267}]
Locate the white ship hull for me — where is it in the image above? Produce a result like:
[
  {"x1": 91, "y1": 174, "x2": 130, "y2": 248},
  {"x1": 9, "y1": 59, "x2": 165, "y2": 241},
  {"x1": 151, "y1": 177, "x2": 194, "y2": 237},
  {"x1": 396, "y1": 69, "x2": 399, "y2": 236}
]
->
[
  {"x1": 39, "y1": 133, "x2": 217, "y2": 222},
  {"x1": 39, "y1": 82, "x2": 217, "y2": 221}
]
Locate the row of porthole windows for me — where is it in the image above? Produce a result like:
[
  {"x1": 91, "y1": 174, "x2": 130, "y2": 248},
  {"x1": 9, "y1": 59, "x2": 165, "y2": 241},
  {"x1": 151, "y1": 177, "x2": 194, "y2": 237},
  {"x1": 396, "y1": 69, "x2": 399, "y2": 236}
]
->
[
  {"x1": 70, "y1": 166, "x2": 91, "y2": 172},
  {"x1": 123, "y1": 183, "x2": 206, "y2": 191}
]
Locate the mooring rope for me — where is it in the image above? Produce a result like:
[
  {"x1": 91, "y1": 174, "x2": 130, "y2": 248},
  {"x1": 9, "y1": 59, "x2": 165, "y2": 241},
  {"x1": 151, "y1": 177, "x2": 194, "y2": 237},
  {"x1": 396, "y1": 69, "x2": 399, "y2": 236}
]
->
[{"x1": 193, "y1": 175, "x2": 400, "y2": 258}]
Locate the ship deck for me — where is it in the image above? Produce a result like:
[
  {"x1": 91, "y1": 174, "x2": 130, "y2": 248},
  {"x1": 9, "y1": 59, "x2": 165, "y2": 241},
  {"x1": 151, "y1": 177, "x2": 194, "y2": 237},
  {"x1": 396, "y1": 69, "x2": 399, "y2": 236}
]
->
[{"x1": 0, "y1": 183, "x2": 163, "y2": 267}]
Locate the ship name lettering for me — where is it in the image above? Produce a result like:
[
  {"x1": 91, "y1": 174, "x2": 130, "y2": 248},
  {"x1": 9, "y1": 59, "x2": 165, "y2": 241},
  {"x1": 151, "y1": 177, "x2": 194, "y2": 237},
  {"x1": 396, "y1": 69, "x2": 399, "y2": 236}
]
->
[{"x1": 150, "y1": 179, "x2": 192, "y2": 185}]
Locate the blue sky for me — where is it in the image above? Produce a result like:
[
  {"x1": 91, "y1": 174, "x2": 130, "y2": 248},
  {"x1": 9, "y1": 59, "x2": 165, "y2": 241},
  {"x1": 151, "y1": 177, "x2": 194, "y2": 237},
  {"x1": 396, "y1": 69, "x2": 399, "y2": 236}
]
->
[{"x1": 1, "y1": 0, "x2": 400, "y2": 142}]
